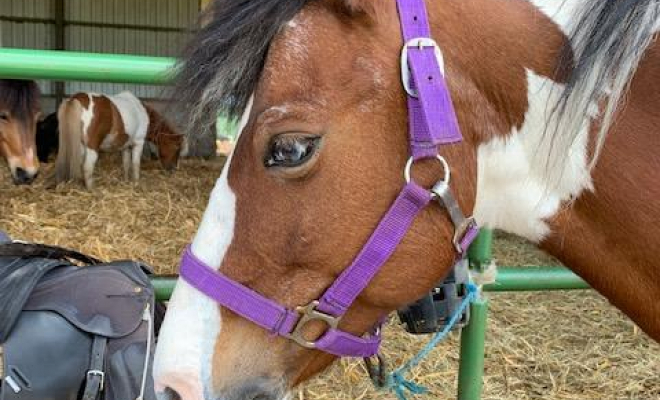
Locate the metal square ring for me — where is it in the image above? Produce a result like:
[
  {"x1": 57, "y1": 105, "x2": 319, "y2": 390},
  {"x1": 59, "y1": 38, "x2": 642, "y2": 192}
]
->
[{"x1": 284, "y1": 301, "x2": 340, "y2": 349}]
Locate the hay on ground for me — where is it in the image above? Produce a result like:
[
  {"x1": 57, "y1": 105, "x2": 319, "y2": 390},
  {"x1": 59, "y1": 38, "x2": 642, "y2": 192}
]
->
[{"x1": 0, "y1": 156, "x2": 657, "y2": 399}]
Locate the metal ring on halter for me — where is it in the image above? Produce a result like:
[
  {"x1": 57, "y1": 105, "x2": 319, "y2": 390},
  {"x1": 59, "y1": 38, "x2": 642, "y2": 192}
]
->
[
  {"x1": 404, "y1": 155, "x2": 451, "y2": 194},
  {"x1": 400, "y1": 37, "x2": 446, "y2": 98}
]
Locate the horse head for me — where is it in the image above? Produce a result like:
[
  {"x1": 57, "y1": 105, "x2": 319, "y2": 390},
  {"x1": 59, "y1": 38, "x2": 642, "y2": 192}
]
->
[
  {"x1": 0, "y1": 80, "x2": 41, "y2": 185},
  {"x1": 153, "y1": 0, "x2": 660, "y2": 399},
  {"x1": 144, "y1": 103, "x2": 184, "y2": 171}
]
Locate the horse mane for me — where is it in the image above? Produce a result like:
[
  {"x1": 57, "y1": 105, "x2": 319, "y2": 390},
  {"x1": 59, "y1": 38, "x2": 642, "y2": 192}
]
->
[
  {"x1": 142, "y1": 102, "x2": 181, "y2": 142},
  {"x1": 556, "y1": 0, "x2": 660, "y2": 169},
  {"x1": 0, "y1": 80, "x2": 40, "y2": 125},
  {"x1": 173, "y1": 0, "x2": 308, "y2": 138}
]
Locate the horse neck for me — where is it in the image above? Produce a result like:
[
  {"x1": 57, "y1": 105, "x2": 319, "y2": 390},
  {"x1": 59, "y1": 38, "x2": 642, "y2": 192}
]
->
[{"x1": 443, "y1": 0, "x2": 660, "y2": 340}]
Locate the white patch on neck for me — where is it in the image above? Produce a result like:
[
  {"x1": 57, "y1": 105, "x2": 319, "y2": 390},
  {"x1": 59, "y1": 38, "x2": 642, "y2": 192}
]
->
[
  {"x1": 153, "y1": 97, "x2": 254, "y2": 399},
  {"x1": 473, "y1": 70, "x2": 593, "y2": 242}
]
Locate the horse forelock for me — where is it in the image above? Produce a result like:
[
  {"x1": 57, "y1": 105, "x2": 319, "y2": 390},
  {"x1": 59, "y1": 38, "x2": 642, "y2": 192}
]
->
[
  {"x1": 173, "y1": 0, "x2": 309, "y2": 138},
  {"x1": 0, "y1": 80, "x2": 40, "y2": 126},
  {"x1": 173, "y1": 0, "x2": 384, "y2": 141}
]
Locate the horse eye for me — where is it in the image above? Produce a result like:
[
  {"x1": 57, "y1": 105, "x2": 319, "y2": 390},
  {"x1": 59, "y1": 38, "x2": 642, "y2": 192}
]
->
[
  {"x1": 265, "y1": 134, "x2": 320, "y2": 168},
  {"x1": 0, "y1": 113, "x2": 8, "y2": 121}
]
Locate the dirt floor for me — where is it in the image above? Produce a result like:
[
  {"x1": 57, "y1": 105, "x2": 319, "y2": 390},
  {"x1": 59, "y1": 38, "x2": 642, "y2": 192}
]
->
[{"x1": 1, "y1": 156, "x2": 658, "y2": 400}]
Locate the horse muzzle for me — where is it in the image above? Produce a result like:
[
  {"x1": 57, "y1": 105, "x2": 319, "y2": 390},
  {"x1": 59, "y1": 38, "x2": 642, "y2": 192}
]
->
[
  {"x1": 12, "y1": 167, "x2": 38, "y2": 185},
  {"x1": 156, "y1": 377, "x2": 287, "y2": 400}
]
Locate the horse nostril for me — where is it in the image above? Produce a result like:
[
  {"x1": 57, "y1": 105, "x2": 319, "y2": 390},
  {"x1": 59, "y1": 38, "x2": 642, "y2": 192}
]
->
[
  {"x1": 157, "y1": 387, "x2": 182, "y2": 400},
  {"x1": 13, "y1": 168, "x2": 33, "y2": 185},
  {"x1": 231, "y1": 383, "x2": 280, "y2": 400},
  {"x1": 252, "y1": 395, "x2": 277, "y2": 400}
]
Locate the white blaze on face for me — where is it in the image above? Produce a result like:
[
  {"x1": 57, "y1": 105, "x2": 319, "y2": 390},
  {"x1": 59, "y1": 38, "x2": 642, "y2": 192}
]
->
[{"x1": 153, "y1": 97, "x2": 254, "y2": 400}]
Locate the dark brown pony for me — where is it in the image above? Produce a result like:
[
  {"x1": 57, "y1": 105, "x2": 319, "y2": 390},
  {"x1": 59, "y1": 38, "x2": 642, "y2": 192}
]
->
[
  {"x1": 0, "y1": 80, "x2": 41, "y2": 185},
  {"x1": 154, "y1": 0, "x2": 660, "y2": 399}
]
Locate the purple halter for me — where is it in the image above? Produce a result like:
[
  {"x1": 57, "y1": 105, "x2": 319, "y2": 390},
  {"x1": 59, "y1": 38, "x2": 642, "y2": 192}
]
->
[{"x1": 179, "y1": 0, "x2": 479, "y2": 358}]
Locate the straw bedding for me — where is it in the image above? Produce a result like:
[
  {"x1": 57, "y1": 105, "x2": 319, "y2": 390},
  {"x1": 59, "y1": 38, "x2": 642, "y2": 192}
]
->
[{"x1": 0, "y1": 156, "x2": 658, "y2": 399}]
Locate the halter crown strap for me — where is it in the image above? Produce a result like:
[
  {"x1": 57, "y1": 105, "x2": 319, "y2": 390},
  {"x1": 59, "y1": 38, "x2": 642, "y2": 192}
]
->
[{"x1": 397, "y1": 0, "x2": 463, "y2": 159}]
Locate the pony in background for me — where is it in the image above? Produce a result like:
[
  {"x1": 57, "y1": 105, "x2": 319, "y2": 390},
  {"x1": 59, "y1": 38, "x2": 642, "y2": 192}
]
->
[
  {"x1": 0, "y1": 79, "x2": 41, "y2": 185},
  {"x1": 53, "y1": 91, "x2": 184, "y2": 189}
]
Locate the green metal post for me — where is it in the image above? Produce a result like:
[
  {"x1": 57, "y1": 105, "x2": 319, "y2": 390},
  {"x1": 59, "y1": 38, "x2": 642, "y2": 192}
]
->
[
  {"x1": 151, "y1": 276, "x2": 177, "y2": 301},
  {"x1": 457, "y1": 298, "x2": 489, "y2": 400},
  {"x1": 454, "y1": 228, "x2": 493, "y2": 400},
  {"x1": 0, "y1": 48, "x2": 175, "y2": 84},
  {"x1": 468, "y1": 228, "x2": 493, "y2": 271}
]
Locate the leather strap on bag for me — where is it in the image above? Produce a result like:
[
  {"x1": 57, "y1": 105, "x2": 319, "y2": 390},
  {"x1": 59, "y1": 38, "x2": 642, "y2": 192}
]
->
[{"x1": 81, "y1": 335, "x2": 107, "y2": 400}]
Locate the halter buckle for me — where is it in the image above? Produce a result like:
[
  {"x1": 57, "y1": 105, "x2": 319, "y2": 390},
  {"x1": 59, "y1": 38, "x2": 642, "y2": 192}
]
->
[
  {"x1": 400, "y1": 37, "x2": 446, "y2": 98},
  {"x1": 285, "y1": 301, "x2": 340, "y2": 349}
]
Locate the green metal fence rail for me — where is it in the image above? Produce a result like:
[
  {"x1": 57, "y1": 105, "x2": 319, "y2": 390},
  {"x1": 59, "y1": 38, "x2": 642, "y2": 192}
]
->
[
  {"x1": 0, "y1": 49, "x2": 591, "y2": 400},
  {"x1": 0, "y1": 48, "x2": 175, "y2": 84}
]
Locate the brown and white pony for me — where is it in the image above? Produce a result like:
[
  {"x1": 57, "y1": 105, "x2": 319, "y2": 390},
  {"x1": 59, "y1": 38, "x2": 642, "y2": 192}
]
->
[
  {"x1": 0, "y1": 79, "x2": 41, "y2": 185},
  {"x1": 154, "y1": 0, "x2": 660, "y2": 399},
  {"x1": 53, "y1": 91, "x2": 184, "y2": 189}
]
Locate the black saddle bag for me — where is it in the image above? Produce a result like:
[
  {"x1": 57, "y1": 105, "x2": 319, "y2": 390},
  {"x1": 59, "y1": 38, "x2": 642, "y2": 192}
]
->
[{"x1": 0, "y1": 235, "x2": 165, "y2": 400}]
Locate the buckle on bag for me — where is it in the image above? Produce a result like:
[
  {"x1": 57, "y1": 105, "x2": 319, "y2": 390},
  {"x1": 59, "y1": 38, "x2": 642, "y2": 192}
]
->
[
  {"x1": 86, "y1": 369, "x2": 105, "y2": 391},
  {"x1": 285, "y1": 301, "x2": 340, "y2": 349}
]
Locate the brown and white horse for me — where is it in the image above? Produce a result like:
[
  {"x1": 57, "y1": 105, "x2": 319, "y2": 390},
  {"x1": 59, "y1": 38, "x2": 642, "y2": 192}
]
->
[
  {"x1": 154, "y1": 0, "x2": 660, "y2": 399},
  {"x1": 53, "y1": 91, "x2": 184, "y2": 189},
  {"x1": 0, "y1": 79, "x2": 41, "y2": 185}
]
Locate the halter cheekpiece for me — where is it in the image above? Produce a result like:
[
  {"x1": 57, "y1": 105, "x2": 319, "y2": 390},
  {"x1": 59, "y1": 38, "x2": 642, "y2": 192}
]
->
[{"x1": 179, "y1": 0, "x2": 479, "y2": 358}]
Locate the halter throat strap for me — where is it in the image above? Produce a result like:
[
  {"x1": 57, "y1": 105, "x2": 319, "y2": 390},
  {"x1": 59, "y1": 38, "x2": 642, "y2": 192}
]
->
[{"x1": 178, "y1": 0, "x2": 478, "y2": 358}]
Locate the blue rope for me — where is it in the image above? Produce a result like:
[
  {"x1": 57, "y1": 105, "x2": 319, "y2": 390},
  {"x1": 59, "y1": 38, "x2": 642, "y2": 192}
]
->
[{"x1": 382, "y1": 282, "x2": 479, "y2": 400}]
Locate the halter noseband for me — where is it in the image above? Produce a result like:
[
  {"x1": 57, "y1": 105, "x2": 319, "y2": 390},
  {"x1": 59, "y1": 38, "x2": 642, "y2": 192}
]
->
[{"x1": 179, "y1": 0, "x2": 478, "y2": 358}]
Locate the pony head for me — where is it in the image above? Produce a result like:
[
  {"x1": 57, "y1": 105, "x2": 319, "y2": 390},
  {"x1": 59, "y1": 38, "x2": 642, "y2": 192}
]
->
[
  {"x1": 0, "y1": 80, "x2": 41, "y2": 185},
  {"x1": 144, "y1": 103, "x2": 184, "y2": 171}
]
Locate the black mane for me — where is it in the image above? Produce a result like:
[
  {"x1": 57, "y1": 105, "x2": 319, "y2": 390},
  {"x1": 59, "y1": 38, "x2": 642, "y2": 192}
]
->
[
  {"x1": 0, "y1": 80, "x2": 40, "y2": 125},
  {"x1": 174, "y1": 0, "x2": 308, "y2": 137},
  {"x1": 555, "y1": 0, "x2": 659, "y2": 167}
]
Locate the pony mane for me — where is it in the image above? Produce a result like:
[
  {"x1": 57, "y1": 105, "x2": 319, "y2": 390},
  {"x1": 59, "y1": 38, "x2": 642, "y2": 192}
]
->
[
  {"x1": 0, "y1": 80, "x2": 40, "y2": 125},
  {"x1": 173, "y1": 0, "x2": 309, "y2": 138},
  {"x1": 556, "y1": 0, "x2": 660, "y2": 169},
  {"x1": 143, "y1": 102, "x2": 181, "y2": 141}
]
